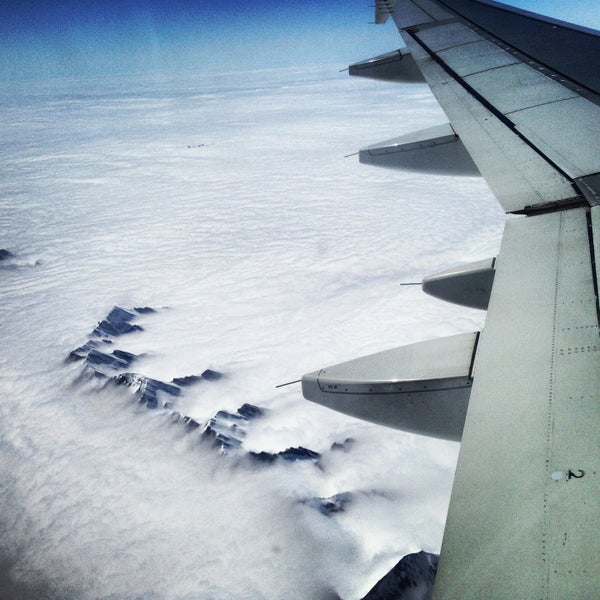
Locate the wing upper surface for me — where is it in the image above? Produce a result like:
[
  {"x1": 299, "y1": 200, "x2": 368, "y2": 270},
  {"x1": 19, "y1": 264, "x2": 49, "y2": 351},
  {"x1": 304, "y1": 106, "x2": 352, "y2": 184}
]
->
[
  {"x1": 433, "y1": 207, "x2": 600, "y2": 598},
  {"x1": 386, "y1": 0, "x2": 600, "y2": 213}
]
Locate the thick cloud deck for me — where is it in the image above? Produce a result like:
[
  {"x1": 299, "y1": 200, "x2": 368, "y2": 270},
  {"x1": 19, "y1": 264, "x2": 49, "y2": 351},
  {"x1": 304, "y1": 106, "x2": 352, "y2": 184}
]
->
[{"x1": 0, "y1": 67, "x2": 502, "y2": 598}]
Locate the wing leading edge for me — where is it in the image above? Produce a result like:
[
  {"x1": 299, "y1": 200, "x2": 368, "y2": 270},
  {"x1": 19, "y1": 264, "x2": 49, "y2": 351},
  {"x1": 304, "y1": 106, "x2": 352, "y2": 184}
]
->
[{"x1": 301, "y1": 0, "x2": 600, "y2": 597}]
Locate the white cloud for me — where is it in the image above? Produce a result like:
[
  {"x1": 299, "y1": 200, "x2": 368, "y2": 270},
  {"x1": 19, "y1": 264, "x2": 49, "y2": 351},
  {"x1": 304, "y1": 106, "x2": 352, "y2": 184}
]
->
[{"x1": 0, "y1": 67, "x2": 505, "y2": 598}]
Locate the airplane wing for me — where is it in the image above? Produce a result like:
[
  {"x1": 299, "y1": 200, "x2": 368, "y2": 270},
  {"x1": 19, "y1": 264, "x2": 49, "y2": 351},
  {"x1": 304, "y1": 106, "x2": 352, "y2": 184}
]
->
[{"x1": 302, "y1": 1, "x2": 600, "y2": 597}]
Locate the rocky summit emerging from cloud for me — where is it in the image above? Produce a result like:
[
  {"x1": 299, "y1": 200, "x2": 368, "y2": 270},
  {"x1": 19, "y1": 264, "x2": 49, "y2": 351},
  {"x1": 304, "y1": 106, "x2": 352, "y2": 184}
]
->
[
  {"x1": 69, "y1": 305, "x2": 223, "y2": 410},
  {"x1": 361, "y1": 551, "x2": 439, "y2": 600},
  {"x1": 69, "y1": 305, "x2": 323, "y2": 465},
  {"x1": 66, "y1": 305, "x2": 439, "y2": 598}
]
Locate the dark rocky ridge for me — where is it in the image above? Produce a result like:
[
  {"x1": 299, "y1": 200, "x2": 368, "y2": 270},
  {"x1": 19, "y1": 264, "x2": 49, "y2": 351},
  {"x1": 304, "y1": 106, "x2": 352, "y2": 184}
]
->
[
  {"x1": 360, "y1": 551, "x2": 439, "y2": 600},
  {"x1": 249, "y1": 446, "x2": 321, "y2": 463},
  {"x1": 172, "y1": 370, "x2": 221, "y2": 386},
  {"x1": 112, "y1": 373, "x2": 181, "y2": 409},
  {"x1": 303, "y1": 492, "x2": 353, "y2": 516},
  {"x1": 91, "y1": 305, "x2": 147, "y2": 338},
  {"x1": 302, "y1": 489, "x2": 392, "y2": 517},
  {"x1": 331, "y1": 437, "x2": 355, "y2": 453},
  {"x1": 201, "y1": 404, "x2": 263, "y2": 451},
  {"x1": 70, "y1": 306, "x2": 319, "y2": 463},
  {"x1": 67, "y1": 306, "x2": 432, "y2": 596},
  {"x1": 69, "y1": 306, "x2": 223, "y2": 405}
]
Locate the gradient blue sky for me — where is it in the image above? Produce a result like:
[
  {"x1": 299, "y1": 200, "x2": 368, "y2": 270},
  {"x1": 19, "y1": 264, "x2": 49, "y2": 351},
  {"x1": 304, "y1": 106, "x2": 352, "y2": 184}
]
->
[{"x1": 1, "y1": 0, "x2": 599, "y2": 81}]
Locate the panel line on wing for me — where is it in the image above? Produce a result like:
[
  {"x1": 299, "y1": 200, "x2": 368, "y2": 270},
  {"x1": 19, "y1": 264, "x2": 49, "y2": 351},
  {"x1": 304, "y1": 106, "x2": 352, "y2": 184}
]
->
[
  {"x1": 450, "y1": 59, "x2": 520, "y2": 79},
  {"x1": 408, "y1": 0, "x2": 600, "y2": 107},
  {"x1": 542, "y1": 209, "x2": 562, "y2": 594},
  {"x1": 407, "y1": 27, "x2": 577, "y2": 186},
  {"x1": 504, "y1": 95, "x2": 582, "y2": 117}
]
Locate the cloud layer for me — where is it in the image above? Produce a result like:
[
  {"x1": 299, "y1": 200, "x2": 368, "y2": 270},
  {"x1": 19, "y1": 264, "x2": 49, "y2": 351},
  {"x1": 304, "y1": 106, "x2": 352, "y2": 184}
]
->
[{"x1": 0, "y1": 67, "x2": 505, "y2": 598}]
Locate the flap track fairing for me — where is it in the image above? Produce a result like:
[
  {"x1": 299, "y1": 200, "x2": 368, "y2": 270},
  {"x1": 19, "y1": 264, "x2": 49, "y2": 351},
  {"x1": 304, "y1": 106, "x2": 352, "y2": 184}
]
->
[
  {"x1": 349, "y1": 48, "x2": 425, "y2": 83},
  {"x1": 359, "y1": 123, "x2": 481, "y2": 176},
  {"x1": 422, "y1": 258, "x2": 496, "y2": 310},
  {"x1": 302, "y1": 332, "x2": 479, "y2": 441}
]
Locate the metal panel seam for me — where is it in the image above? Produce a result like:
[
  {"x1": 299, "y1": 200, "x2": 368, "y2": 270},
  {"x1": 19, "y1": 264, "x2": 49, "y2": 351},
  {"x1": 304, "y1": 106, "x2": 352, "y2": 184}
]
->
[
  {"x1": 316, "y1": 382, "x2": 472, "y2": 395},
  {"x1": 408, "y1": 27, "x2": 577, "y2": 186},
  {"x1": 505, "y1": 95, "x2": 580, "y2": 117},
  {"x1": 585, "y1": 210, "x2": 600, "y2": 330},
  {"x1": 467, "y1": 330, "x2": 480, "y2": 379},
  {"x1": 458, "y1": 60, "x2": 521, "y2": 78},
  {"x1": 390, "y1": 0, "x2": 442, "y2": 32},
  {"x1": 541, "y1": 209, "x2": 563, "y2": 597}
]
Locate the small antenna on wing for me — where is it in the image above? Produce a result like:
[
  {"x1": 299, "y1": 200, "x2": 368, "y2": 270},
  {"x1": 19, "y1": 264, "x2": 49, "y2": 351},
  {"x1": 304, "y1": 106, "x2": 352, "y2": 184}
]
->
[{"x1": 275, "y1": 379, "x2": 302, "y2": 389}]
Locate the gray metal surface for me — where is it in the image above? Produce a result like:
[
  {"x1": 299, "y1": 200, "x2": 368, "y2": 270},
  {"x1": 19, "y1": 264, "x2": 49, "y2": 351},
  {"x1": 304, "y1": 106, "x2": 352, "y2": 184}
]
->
[
  {"x1": 349, "y1": 49, "x2": 426, "y2": 83},
  {"x1": 410, "y1": 0, "x2": 454, "y2": 21},
  {"x1": 416, "y1": 20, "x2": 483, "y2": 51},
  {"x1": 332, "y1": 1, "x2": 600, "y2": 597},
  {"x1": 464, "y1": 62, "x2": 576, "y2": 113},
  {"x1": 405, "y1": 35, "x2": 576, "y2": 211},
  {"x1": 437, "y1": 39, "x2": 519, "y2": 76},
  {"x1": 510, "y1": 97, "x2": 600, "y2": 178},
  {"x1": 398, "y1": 21, "x2": 580, "y2": 212},
  {"x1": 433, "y1": 0, "x2": 600, "y2": 96},
  {"x1": 381, "y1": 0, "x2": 434, "y2": 29},
  {"x1": 302, "y1": 333, "x2": 477, "y2": 441},
  {"x1": 577, "y1": 173, "x2": 600, "y2": 206},
  {"x1": 359, "y1": 123, "x2": 480, "y2": 176},
  {"x1": 374, "y1": 0, "x2": 392, "y2": 25},
  {"x1": 422, "y1": 257, "x2": 495, "y2": 309},
  {"x1": 592, "y1": 206, "x2": 600, "y2": 276},
  {"x1": 433, "y1": 208, "x2": 600, "y2": 598},
  {"x1": 374, "y1": 2, "x2": 600, "y2": 213}
]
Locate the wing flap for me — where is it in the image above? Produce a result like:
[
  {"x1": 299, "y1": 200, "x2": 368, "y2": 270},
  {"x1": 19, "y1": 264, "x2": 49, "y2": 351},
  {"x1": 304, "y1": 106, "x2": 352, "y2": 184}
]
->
[
  {"x1": 463, "y1": 63, "x2": 577, "y2": 113},
  {"x1": 406, "y1": 38, "x2": 577, "y2": 211},
  {"x1": 380, "y1": 2, "x2": 600, "y2": 212},
  {"x1": 437, "y1": 39, "x2": 520, "y2": 75},
  {"x1": 510, "y1": 97, "x2": 600, "y2": 178},
  {"x1": 422, "y1": 257, "x2": 495, "y2": 310},
  {"x1": 359, "y1": 123, "x2": 480, "y2": 176},
  {"x1": 416, "y1": 20, "x2": 481, "y2": 49},
  {"x1": 349, "y1": 49, "x2": 426, "y2": 83},
  {"x1": 383, "y1": 0, "x2": 436, "y2": 28},
  {"x1": 434, "y1": 0, "x2": 600, "y2": 96}
]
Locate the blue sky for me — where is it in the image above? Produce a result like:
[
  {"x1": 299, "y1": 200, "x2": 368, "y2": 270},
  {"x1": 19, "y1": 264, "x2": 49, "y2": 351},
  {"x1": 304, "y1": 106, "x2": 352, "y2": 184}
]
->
[{"x1": 1, "y1": 0, "x2": 599, "y2": 81}]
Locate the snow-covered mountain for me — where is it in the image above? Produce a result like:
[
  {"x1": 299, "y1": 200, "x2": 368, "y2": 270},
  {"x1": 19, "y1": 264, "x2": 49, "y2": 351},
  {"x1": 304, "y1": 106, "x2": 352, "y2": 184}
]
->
[{"x1": 361, "y1": 551, "x2": 439, "y2": 600}]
